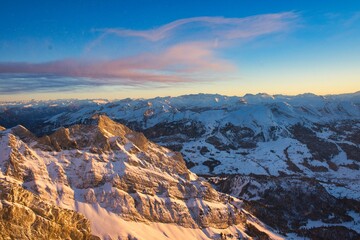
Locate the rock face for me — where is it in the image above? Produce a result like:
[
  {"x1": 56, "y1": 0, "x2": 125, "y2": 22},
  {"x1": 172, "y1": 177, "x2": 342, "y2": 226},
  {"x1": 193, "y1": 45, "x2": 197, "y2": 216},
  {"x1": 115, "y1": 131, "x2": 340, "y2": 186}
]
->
[
  {"x1": 0, "y1": 115, "x2": 270, "y2": 239},
  {"x1": 0, "y1": 179, "x2": 98, "y2": 240}
]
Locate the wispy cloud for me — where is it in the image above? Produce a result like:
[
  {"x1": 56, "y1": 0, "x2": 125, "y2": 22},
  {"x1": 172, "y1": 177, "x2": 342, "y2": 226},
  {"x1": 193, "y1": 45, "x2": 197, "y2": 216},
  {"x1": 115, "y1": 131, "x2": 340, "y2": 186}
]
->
[
  {"x1": 95, "y1": 12, "x2": 297, "y2": 42},
  {"x1": 0, "y1": 74, "x2": 96, "y2": 93},
  {"x1": 0, "y1": 42, "x2": 235, "y2": 94}
]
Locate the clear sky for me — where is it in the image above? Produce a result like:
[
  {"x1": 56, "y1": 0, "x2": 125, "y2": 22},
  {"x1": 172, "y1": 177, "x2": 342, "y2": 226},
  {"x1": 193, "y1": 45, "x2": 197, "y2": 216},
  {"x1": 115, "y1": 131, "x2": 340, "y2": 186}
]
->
[{"x1": 1, "y1": 0, "x2": 360, "y2": 101}]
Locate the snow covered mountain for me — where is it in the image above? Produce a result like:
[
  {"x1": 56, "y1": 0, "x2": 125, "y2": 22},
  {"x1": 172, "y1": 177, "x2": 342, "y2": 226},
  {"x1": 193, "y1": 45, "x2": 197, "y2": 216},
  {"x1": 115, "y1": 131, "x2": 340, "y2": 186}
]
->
[
  {"x1": 3, "y1": 93, "x2": 359, "y2": 180},
  {"x1": 1, "y1": 92, "x2": 360, "y2": 238},
  {"x1": 0, "y1": 115, "x2": 281, "y2": 240}
]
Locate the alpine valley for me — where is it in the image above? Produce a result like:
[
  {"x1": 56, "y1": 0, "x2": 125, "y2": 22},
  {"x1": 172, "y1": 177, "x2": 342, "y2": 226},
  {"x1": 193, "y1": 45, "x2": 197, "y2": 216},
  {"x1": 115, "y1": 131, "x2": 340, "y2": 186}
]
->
[{"x1": 1, "y1": 92, "x2": 360, "y2": 239}]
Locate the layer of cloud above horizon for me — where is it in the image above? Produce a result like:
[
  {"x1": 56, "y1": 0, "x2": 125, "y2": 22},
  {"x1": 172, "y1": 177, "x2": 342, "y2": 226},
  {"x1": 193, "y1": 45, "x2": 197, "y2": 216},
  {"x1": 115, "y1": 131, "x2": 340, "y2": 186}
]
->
[{"x1": 0, "y1": 12, "x2": 297, "y2": 94}]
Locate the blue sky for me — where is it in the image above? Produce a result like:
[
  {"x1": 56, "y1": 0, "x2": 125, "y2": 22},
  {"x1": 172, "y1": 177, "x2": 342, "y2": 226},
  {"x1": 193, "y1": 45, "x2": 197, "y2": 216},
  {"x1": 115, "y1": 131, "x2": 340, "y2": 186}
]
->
[{"x1": 1, "y1": 0, "x2": 360, "y2": 100}]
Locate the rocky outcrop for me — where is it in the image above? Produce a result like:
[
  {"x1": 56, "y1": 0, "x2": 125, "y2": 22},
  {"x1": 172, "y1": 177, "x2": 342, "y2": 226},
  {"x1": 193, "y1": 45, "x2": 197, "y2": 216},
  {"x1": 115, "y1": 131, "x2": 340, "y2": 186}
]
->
[{"x1": 0, "y1": 179, "x2": 99, "y2": 240}]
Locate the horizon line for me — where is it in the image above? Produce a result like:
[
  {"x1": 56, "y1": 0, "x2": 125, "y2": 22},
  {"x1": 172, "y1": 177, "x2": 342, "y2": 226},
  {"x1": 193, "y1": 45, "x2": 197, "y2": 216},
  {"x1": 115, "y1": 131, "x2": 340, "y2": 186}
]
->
[{"x1": 1, "y1": 90, "x2": 359, "y2": 103}]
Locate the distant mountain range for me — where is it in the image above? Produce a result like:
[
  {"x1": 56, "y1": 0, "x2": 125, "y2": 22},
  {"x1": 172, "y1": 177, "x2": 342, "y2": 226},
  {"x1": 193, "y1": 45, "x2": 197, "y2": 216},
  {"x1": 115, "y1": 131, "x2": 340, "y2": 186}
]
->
[{"x1": 1, "y1": 92, "x2": 360, "y2": 239}]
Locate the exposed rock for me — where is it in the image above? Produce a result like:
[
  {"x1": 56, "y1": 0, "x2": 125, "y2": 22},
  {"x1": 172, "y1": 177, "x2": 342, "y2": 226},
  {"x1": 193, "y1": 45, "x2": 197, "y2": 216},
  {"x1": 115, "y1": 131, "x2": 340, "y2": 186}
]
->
[
  {"x1": 339, "y1": 143, "x2": 360, "y2": 162},
  {"x1": 204, "y1": 124, "x2": 260, "y2": 151},
  {"x1": 41, "y1": 127, "x2": 78, "y2": 151},
  {"x1": 245, "y1": 223, "x2": 271, "y2": 240},
  {"x1": 283, "y1": 146, "x2": 302, "y2": 173},
  {"x1": 205, "y1": 136, "x2": 233, "y2": 151},
  {"x1": 291, "y1": 124, "x2": 339, "y2": 162},
  {"x1": 0, "y1": 179, "x2": 99, "y2": 240},
  {"x1": 143, "y1": 120, "x2": 206, "y2": 142},
  {"x1": 219, "y1": 123, "x2": 258, "y2": 149},
  {"x1": 200, "y1": 146, "x2": 210, "y2": 155},
  {"x1": 203, "y1": 158, "x2": 221, "y2": 173},
  {"x1": 163, "y1": 143, "x2": 183, "y2": 152},
  {"x1": 10, "y1": 125, "x2": 38, "y2": 143}
]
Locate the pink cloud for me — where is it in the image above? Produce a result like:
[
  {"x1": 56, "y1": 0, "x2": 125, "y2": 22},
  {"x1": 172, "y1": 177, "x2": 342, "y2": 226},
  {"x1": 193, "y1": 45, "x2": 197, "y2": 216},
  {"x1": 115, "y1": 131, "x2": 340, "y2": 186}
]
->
[{"x1": 0, "y1": 42, "x2": 235, "y2": 86}]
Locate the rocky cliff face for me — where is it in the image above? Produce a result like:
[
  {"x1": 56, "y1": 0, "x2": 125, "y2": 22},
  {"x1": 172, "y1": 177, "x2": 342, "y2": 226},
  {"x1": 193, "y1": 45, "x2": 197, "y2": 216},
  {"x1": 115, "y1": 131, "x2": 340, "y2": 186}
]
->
[
  {"x1": 0, "y1": 115, "x2": 276, "y2": 239},
  {"x1": 0, "y1": 179, "x2": 98, "y2": 240}
]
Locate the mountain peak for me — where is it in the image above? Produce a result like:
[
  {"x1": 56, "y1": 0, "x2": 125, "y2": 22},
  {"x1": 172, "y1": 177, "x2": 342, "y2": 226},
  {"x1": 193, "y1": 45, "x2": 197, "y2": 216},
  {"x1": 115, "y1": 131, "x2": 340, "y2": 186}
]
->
[
  {"x1": 90, "y1": 113, "x2": 110, "y2": 121},
  {"x1": 82, "y1": 113, "x2": 115, "y2": 125},
  {"x1": 84, "y1": 114, "x2": 126, "y2": 132},
  {"x1": 10, "y1": 124, "x2": 37, "y2": 142},
  {"x1": 90, "y1": 114, "x2": 133, "y2": 139},
  {"x1": 0, "y1": 125, "x2": 5, "y2": 131},
  {"x1": 27, "y1": 113, "x2": 152, "y2": 154}
]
